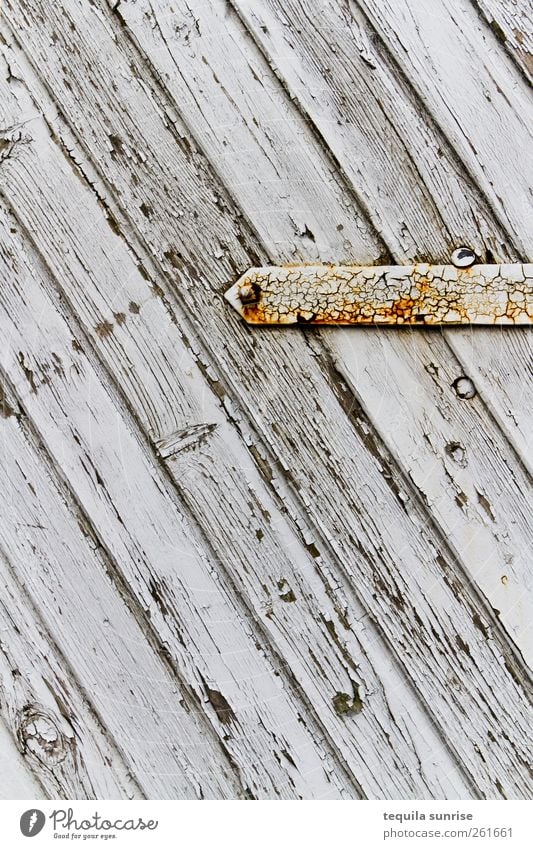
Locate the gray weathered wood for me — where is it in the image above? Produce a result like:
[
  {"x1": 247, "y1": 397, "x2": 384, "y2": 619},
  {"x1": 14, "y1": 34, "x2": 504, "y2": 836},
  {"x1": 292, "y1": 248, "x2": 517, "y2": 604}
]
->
[
  {"x1": 0, "y1": 44, "x2": 472, "y2": 800},
  {"x1": 94, "y1": 0, "x2": 533, "y2": 658},
  {"x1": 0, "y1": 0, "x2": 531, "y2": 800},
  {"x1": 0, "y1": 326, "x2": 244, "y2": 799}
]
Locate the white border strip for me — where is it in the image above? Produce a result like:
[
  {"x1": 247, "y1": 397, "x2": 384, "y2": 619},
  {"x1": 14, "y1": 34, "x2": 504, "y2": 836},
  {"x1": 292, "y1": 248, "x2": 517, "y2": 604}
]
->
[{"x1": 2, "y1": 799, "x2": 530, "y2": 848}]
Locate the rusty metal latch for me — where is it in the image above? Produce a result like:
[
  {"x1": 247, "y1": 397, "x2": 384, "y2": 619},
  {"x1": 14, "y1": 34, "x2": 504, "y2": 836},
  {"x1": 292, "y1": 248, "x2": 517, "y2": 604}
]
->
[{"x1": 225, "y1": 263, "x2": 533, "y2": 325}]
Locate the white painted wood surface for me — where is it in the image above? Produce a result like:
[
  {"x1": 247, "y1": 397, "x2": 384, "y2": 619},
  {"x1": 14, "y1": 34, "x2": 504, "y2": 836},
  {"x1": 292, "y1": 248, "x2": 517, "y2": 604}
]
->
[
  {"x1": 0, "y1": 0, "x2": 531, "y2": 800},
  {"x1": 0, "y1": 720, "x2": 44, "y2": 800}
]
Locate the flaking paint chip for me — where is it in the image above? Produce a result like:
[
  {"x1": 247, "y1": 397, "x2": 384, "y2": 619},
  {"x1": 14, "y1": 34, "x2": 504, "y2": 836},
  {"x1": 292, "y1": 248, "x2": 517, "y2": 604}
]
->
[{"x1": 225, "y1": 263, "x2": 533, "y2": 326}]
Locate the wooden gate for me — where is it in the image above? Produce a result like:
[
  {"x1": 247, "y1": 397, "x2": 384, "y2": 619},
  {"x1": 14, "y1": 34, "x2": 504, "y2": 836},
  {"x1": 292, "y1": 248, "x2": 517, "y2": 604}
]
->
[{"x1": 0, "y1": 0, "x2": 531, "y2": 799}]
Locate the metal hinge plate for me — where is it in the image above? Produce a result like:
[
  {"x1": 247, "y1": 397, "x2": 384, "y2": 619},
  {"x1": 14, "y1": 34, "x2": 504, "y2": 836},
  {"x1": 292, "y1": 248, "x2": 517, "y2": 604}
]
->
[{"x1": 225, "y1": 263, "x2": 533, "y2": 326}]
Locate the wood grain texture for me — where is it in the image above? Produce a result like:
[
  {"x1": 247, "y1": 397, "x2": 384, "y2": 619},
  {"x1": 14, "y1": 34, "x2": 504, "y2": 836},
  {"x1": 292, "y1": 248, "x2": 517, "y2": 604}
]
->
[
  {"x1": 0, "y1": 208, "x2": 353, "y2": 800},
  {"x1": 95, "y1": 0, "x2": 533, "y2": 657},
  {"x1": 231, "y1": 0, "x2": 533, "y2": 459},
  {"x1": 471, "y1": 0, "x2": 533, "y2": 80},
  {"x1": 0, "y1": 316, "x2": 245, "y2": 800},
  {"x1": 0, "y1": 39, "x2": 472, "y2": 801},
  {"x1": 0, "y1": 0, "x2": 531, "y2": 800},
  {"x1": 353, "y1": 0, "x2": 532, "y2": 248},
  {"x1": 0, "y1": 546, "x2": 141, "y2": 799},
  {"x1": 0, "y1": 720, "x2": 45, "y2": 799}
]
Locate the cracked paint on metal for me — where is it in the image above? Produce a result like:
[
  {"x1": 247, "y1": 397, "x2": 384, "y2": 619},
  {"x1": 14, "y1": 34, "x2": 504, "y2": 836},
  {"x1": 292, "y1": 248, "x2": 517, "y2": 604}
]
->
[{"x1": 225, "y1": 264, "x2": 533, "y2": 325}]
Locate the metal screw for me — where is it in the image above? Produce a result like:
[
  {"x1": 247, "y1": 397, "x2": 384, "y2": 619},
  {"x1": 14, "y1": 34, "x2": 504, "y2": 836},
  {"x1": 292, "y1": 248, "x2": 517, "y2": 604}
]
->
[
  {"x1": 453, "y1": 376, "x2": 477, "y2": 399},
  {"x1": 451, "y1": 247, "x2": 476, "y2": 268},
  {"x1": 239, "y1": 282, "x2": 258, "y2": 303}
]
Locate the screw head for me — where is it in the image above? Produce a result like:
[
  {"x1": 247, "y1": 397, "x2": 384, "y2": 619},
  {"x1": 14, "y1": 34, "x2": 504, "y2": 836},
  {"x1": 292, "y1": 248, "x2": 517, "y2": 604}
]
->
[
  {"x1": 451, "y1": 246, "x2": 476, "y2": 268},
  {"x1": 453, "y1": 376, "x2": 477, "y2": 399},
  {"x1": 238, "y1": 282, "x2": 259, "y2": 303}
]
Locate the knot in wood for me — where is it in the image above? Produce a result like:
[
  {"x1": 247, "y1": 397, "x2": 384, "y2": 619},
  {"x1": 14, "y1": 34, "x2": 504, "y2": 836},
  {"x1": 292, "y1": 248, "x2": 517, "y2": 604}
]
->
[{"x1": 17, "y1": 706, "x2": 70, "y2": 766}]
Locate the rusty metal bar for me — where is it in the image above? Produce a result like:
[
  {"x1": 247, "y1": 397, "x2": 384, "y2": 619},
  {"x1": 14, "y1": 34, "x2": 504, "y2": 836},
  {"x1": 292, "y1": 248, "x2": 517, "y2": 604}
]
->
[{"x1": 225, "y1": 264, "x2": 533, "y2": 325}]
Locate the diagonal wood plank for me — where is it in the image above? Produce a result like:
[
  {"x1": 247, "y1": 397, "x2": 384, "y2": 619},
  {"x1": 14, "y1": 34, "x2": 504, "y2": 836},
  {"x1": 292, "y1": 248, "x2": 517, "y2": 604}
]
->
[
  {"x1": 318, "y1": 328, "x2": 533, "y2": 646},
  {"x1": 352, "y1": 0, "x2": 532, "y2": 247},
  {"x1": 0, "y1": 543, "x2": 141, "y2": 799},
  {"x1": 229, "y1": 0, "x2": 525, "y2": 256},
  {"x1": 0, "y1": 64, "x2": 472, "y2": 800},
  {"x1": 102, "y1": 0, "x2": 533, "y2": 453},
  {"x1": 107, "y1": 0, "x2": 382, "y2": 264},
  {"x1": 0, "y1": 384, "x2": 245, "y2": 801},
  {"x1": 226, "y1": 263, "x2": 533, "y2": 325},
  {"x1": 1, "y1": 0, "x2": 531, "y2": 798},
  {"x1": 472, "y1": 0, "x2": 533, "y2": 80}
]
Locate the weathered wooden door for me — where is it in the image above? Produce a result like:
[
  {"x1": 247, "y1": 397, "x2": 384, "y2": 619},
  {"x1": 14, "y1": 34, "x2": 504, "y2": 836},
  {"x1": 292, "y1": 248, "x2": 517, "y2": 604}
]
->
[{"x1": 0, "y1": 0, "x2": 531, "y2": 799}]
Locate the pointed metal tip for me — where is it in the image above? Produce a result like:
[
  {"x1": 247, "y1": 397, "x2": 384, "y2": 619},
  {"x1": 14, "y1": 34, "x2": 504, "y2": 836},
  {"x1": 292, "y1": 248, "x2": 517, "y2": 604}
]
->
[
  {"x1": 224, "y1": 281, "x2": 245, "y2": 317},
  {"x1": 225, "y1": 269, "x2": 263, "y2": 319}
]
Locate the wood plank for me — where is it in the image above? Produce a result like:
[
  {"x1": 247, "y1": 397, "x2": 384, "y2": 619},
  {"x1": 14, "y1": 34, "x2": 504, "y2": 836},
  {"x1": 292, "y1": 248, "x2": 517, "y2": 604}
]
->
[
  {"x1": 104, "y1": 0, "x2": 533, "y2": 460},
  {"x1": 0, "y1": 213, "x2": 351, "y2": 800},
  {"x1": 447, "y1": 329, "x2": 533, "y2": 462},
  {"x1": 470, "y1": 0, "x2": 533, "y2": 81},
  {"x1": 226, "y1": 263, "x2": 533, "y2": 325},
  {"x1": 89, "y1": 0, "x2": 532, "y2": 652},
  {"x1": 2, "y1": 0, "x2": 531, "y2": 797},
  {"x1": 0, "y1": 55, "x2": 471, "y2": 800},
  {"x1": 228, "y1": 0, "x2": 525, "y2": 256},
  {"x1": 318, "y1": 328, "x2": 533, "y2": 656},
  {"x1": 0, "y1": 546, "x2": 141, "y2": 799},
  {"x1": 355, "y1": 0, "x2": 531, "y2": 246}
]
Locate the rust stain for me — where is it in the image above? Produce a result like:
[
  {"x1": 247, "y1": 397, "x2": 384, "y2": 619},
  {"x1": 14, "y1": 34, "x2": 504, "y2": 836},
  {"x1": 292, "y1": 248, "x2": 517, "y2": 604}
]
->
[{"x1": 17, "y1": 705, "x2": 71, "y2": 766}]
